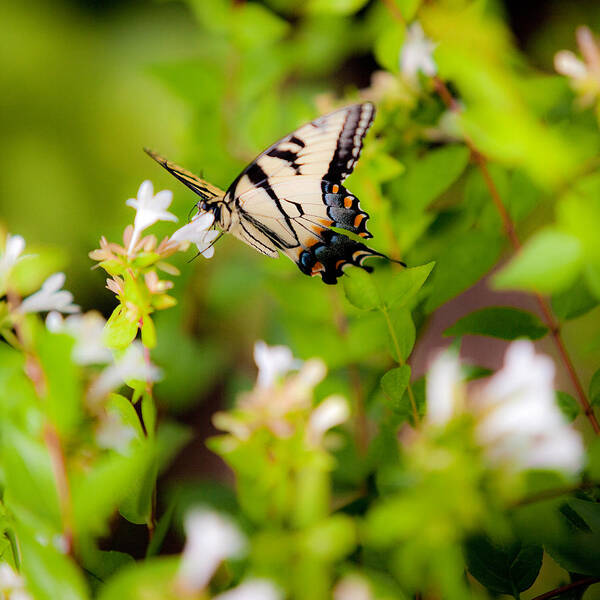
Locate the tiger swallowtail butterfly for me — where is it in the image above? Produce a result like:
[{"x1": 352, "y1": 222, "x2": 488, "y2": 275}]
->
[{"x1": 146, "y1": 102, "x2": 400, "y2": 284}]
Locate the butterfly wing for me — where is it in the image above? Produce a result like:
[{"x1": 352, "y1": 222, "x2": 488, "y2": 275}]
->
[
  {"x1": 225, "y1": 103, "x2": 384, "y2": 283},
  {"x1": 144, "y1": 149, "x2": 226, "y2": 201}
]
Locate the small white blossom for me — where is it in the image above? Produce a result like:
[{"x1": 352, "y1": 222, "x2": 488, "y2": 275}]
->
[
  {"x1": 334, "y1": 575, "x2": 372, "y2": 600},
  {"x1": 178, "y1": 509, "x2": 246, "y2": 592},
  {"x1": 0, "y1": 564, "x2": 32, "y2": 600},
  {"x1": 554, "y1": 26, "x2": 600, "y2": 107},
  {"x1": 46, "y1": 311, "x2": 112, "y2": 365},
  {"x1": 308, "y1": 395, "x2": 350, "y2": 444},
  {"x1": 425, "y1": 349, "x2": 463, "y2": 426},
  {"x1": 96, "y1": 411, "x2": 138, "y2": 454},
  {"x1": 474, "y1": 341, "x2": 583, "y2": 473},
  {"x1": 425, "y1": 341, "x2": 584, "y2": 474},
  {"x1": 254, "y1": 340, "x2": 302, "y2": 388},
  {"x1": 88, "y1": 341, "x2": 161, "y2": 400},
  {"x1": 0, "y1": 234, "x2": 26, "y2": 281},
  {"x1": 170, "y1": 211, "x2": 218, "y2": 258},
  {"x1": 400, "y1": 22, "x2": 437, "y2": 87},
  {"x1": 126, "y1": 181, "x2": 177, "y2": 254},
  {"x1": 215, "y1": 579, "x2": 282, "y2": 600},
  {"x1": 19, "y1": 272, "x2": 79, "y2": 315},
  {"x1": 554, "y1": 50, "x2": 588, "y2": 79}
]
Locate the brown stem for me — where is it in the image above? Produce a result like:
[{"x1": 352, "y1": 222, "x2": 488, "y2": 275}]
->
[
  {"x1": 531, "y1": 577, "x2": 600, "y2": 600},
  {"x1": 380, "y1": 0, "x2": 406, "y2": 25},
  {"x1": 513, "y1": 480, "x2": 598, "y2": 507},
  {"x1": 43, "y1": 425, "x2": 74, "y2": 555},
  {"x1": 430, "y1": 75, "x2": 600, "y2": 435}
]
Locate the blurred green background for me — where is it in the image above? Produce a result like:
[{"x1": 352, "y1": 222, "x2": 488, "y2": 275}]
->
[{"x1": 2, "y1": 0, "x2": 600, "y2": 442}]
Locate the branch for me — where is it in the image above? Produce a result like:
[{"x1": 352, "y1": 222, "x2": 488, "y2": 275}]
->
[{"x1": 531, "y1": 577, "x2": 600, "y2": 600}]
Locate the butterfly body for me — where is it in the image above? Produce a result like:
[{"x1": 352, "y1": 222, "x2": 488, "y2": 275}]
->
[{"x1": 146, "y1": 102, "x2": 394, "y2": 284}]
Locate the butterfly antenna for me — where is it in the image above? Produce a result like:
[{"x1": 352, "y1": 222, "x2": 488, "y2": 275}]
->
[
  {"x1": 187, "y1": 202, "x2": 198, "y2": 223},
  {"x1": 186, "y1": 230, "x2": 224, "y2": 263}
]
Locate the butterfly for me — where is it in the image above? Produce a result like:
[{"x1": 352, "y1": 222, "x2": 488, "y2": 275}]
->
[{"x1": 146, "y1": 102, "x2": 399, "y2": 284}]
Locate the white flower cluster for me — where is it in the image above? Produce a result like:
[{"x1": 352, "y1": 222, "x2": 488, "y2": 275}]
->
[
  {"x1": 178, "y1": 508, "x2": 280, "y2": 600},
  {"x1": 216, "y1": 341, "x2": 349, "y2": 443},
  {"x1": 126, "y1": 179, "x2": 219, "y2": 259},
  {"x1": 426, "y1": 341, "x2": 584, "y2": 474}
]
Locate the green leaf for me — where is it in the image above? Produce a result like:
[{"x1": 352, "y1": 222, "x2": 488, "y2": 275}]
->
[
  {"x1": 396, "y1": 0, "x2": 422, "y2": 21},
  {"x1": 2, "y1": 428, "x2": 62, "y2": 531},
  {"x1": 588, "y1": 438, "x2": 600, "y2": 480},
  {"x1": 81, "y1": 550, "x2": 134, "y2": 595},
  {"x1": 119, "y1": 443, "x2": 158, "y2": 525},
  {"x1": 493, "y1": 229, "x2": 583, "y2": 294},
  {"x1": 72, "y1": 444, "x2": 152, "y2": 538},
  {"x1": 381, "y1": 365, "x2": 411, "y2": 410},
  {"x1": 140, "y1": 315, "x2": 157, "y2": 349},
  {"x1": 307, "y1": 0, "x2": 370, "y2": 15},
  {"x1": 383, "y1": 307, "x2": 415, "y2": 362},
  {"x1": 106, "y1": 393, "x2": 144, "y2": 439},
  {"x1": 590, "y1": 368, "x2": 600, "y2": 407},
  {"x1": 232, "y1": 2, "x2": 290, "y2": 49},
  {"x1": 383, "y1": 262, "x2": 435, "y2": 309},
  {"x1": 425, "y1": 231, "x2": 502, "y2": 312},
  {"x1": 97, "y1": 557, "x2": 179, "y2": 600},
  {"x1": 36, "y1": 330, "x2": 82, "y2": 435},
  {"x1": 300, "y1": 515, "x2": 356, "y2": 561},
  {"x1": 551, "y1": 275, "x2": 599, "y2": 320},
  {"x1": 555, "y1": 391, "x2": 580, "y2": 423},
  {"x1": 343, "y1": 267, "x2": 382, "y2": 310},
  {"x1": 444, "y1": 307, "x2": 548, "y2": 340},
  {"x1": 546, "y1": 499, "x2": 600, "y2": 576},
  {"x1": 141, "y1": 392, "x2": 157, "y2": 438},
  {"x1": 374, "y1": 22, "x2": 406, "y2": 73},
  {"x1": 392, "y1": 145, "x2": 471, "y2": 213},
  {"x1": 465, "y1": 535, "x2": 543, "y2": 596},
  {"x1": 103, "y1": 305, "x2": 138, "y2": 350},
  {"x1": 18, "y1": 526, "x2": 89, "y2": 600}
]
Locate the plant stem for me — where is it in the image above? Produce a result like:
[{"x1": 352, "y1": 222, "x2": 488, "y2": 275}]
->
[
  {"x1": 330, "y1": 289, "x2": 368, "y2": 454},
  {"x1": 512, "y1": 480, "x2": 599, "y2": 507},
  {"x1": 531, "y1": 577, "x2": 600, "y2": 600},
  {"x1": 380, "y1": 306, "x2": 420, "y2": 425}
]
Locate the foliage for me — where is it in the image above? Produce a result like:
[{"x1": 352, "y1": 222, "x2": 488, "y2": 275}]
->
[{"x1": 1, "y1": 1, "x2": 600, "y2": 600}]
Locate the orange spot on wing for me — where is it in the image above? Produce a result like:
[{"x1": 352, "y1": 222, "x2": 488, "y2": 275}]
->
[
  {"x1": 344, "y1": 196, "x2": 353, "y2": 209},
  {"x1": 311, "y1": 262, "x2": 325, "y2": 275},
  {"x1": 319, "y1": 218, "x2": 333, "y2": 227},
  {"x1": 335, "y1": 259, "x2": 346, "y2": 270},
  {"x1": 359, "y1": 232, "x2": 369, "y2": 238},
  {"x1": 354, "y1": 213, "x2": 366, "y2": 227},
  {"x1": 332, "y1": 184, "x2": 339, "y2": 193}
]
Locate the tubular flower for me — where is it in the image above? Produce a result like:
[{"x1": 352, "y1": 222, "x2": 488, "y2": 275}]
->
[
  {"x1": 400, "y1": 22, "x2": 437, "y2": 88},
  {"x1": 169, "y1": 211, "x2": 218, "y2": 258},
  {"x1": 18, "y1": 272, "x2": 79, "y2": 315}
]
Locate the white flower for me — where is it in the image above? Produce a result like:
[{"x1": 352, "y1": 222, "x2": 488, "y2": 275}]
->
[
  {"x1": 308, "y1": 395, "x2": 350, "y2": 444},
  {"x1": 96, "y1": 411, "x2": 138, "y2": 454},
  {"x1": 400, "y1": 22, "x2": 437, "y2": 86},
  {"x1": 0, "y1": 234, "x2": 26, "y2": 280},
  {"x1": 169, "y1": 211, "x2": 218, "y2": 258},
  {"x1": 215, "y1": 579, "x2": 282, "y2": 600},
  {"x1": 424, "y1": 341, "x2": 584, "y2": 474},
  {"x1": 0, "y1": 564, "x2": 32, "y2": 600},
  {"x1": 474, "y1": 341, "x2": 583, "y2": 473},
  {"x1": 0, "y1": 564, "x2": 23, "y2": 591},
  {"x1": 554, "y1": 26, "x2": 600, "y2": 107},
  {"x1": 334, "y1": 575, "x2": 372, "y2": 600},
  {"x1": 178, "y1": 509, "x2": 246, "y2": 592},
  {"x1": 126, "y1": 180, "x2": 177, "y2": 254},
  {"x1": 425, "y1": 349, "x2": 463, "y2": 426},
  {"x1": 19, "y1": 272, "x2": 79, "y2": 314},
  {"x1": 554, "y1": 50, "x2": 588, "y2": 79},
  {"x1": 88, "y1": 341, "x2": 161, "y2": 400},
  {"x1": 46, "y1": 311, "x2": 112, "y2": 365},
  {"x1": 254, "y1": 340, "x2": 302, "y2": 388}
]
